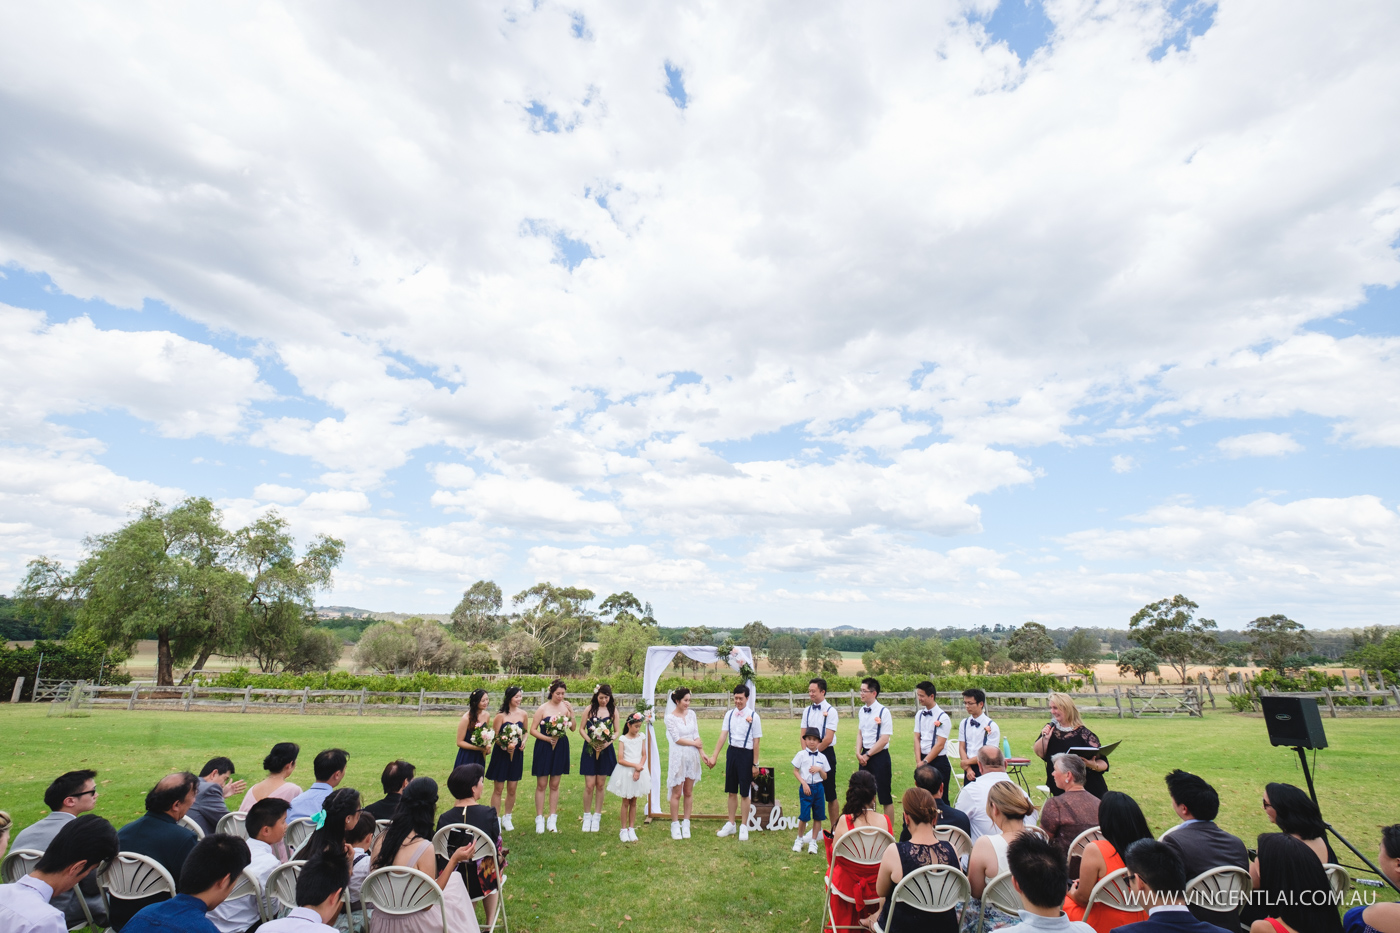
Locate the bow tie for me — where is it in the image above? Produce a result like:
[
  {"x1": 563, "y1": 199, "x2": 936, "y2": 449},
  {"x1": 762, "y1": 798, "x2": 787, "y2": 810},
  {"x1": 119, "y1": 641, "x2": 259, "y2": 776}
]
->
[
  {"x1": 811, "y1": 704, "x2": 822, "y2": 710},
  {"x1": 968, "y1": 719, "x2": 980, "y2": 727},
  {"x1": 863, "y1": 706, "x2": 872, "y2": 713}
]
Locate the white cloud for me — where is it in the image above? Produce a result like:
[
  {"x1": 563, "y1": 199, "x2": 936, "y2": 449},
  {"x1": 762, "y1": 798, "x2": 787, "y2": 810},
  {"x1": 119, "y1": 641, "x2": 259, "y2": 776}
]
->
[
  {"x1": 253, "y1": 484, "x2": 307, "y2": 504},
  {"x1": 1110, "y1": 454, "x2": 1138, "y2": 473},
  {"x1": 1216, "y1": 432, "x2": 1303, "y2": 459}
]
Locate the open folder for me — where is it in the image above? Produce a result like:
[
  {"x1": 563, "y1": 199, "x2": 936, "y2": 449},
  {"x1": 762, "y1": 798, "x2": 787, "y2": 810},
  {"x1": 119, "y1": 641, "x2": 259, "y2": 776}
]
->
[{"x1": 1069, "y1": 740, "x2": 1120, "y2": 760}]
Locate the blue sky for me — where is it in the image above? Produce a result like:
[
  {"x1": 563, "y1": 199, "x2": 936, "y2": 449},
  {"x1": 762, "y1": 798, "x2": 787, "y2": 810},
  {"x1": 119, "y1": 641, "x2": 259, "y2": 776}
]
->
[{"x1": 1, "y1": 0, "x2": 1398, "y2": 631}]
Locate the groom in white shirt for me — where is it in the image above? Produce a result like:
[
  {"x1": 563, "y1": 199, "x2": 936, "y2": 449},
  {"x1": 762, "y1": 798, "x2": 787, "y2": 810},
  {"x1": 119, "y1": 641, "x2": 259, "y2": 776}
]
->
[{"x1": 707, "y1": 684, "x2": 762, "y2": 841}]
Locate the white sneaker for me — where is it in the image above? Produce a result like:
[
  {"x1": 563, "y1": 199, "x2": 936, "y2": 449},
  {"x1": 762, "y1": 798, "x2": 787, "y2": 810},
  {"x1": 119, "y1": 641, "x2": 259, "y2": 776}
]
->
[
  {"x1": 681, "y1": 819, "x2": 691, "y2": 839},
  {"x1": 629, "y1": 827, "x2": 639, "y2": 842},
  {"x1": 581, "y1": 813, "x2": 591, "y2": 832},
  {"x1": 619, "y1": 828, "x2": 629, "y2": 842},
  {"x1": 501, "y1": 814, "x2": 514, "y2": 832},
  {"x1": 739, "y1": 824, "x2": 750, "y2": 842},
  {"x1": 672, "y1": 821, "x2": 682, "y2": 840},
  {"x1": 593, "y1": 812, "x2": 603, "y2": 832},
  {"x1": 793, "y1": 835, "x2": 806, "y2": 852},
  {"x1": 717, "y1": 822, "x2": 736, "y2": 838},
  {"x1": 546, "y1": 814, "x2": 558, "y2": 833},
  {"x1": 535, "y1": 815, "x2": 545, "y2": 834},
  {"x1": 808, "y1": 840, "x2": 820, "y2": 854}
]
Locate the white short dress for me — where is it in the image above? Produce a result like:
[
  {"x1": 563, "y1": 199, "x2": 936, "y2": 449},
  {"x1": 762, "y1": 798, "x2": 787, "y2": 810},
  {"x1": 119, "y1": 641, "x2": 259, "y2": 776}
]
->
[
  {"x1": 607, "y1": 734, "x2": 650, "y2": 799},
  {"x1": 665, "y1": 710, "x2": 703, "y2": 788}
]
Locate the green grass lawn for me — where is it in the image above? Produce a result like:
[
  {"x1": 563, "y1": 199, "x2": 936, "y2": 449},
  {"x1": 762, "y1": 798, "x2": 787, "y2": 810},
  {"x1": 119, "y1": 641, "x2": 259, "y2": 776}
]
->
[{"x1": 1, "y1": 705, "x2": 1395, "y2": 931}]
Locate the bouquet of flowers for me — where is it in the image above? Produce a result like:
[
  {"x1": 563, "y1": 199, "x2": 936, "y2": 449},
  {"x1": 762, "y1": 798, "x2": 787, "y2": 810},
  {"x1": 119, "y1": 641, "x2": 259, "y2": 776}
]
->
[
  {"x1": 586, "y1": 717, "x2": 613, "y2": 749},
  {"x1": 634, "y1": 697, "x2": 654, "y2": 722},
  {"x1": 495, "y1": 722, "x2": 524, "y2": 757},
  {"x1": 540, "y1": 715, "x2": 571, "y2": 739},
  {"x1": 469, "y1": 723, "x2": 496, "y2": 749},
  {"x1": 737, "y1": 662, "x2": 756, "y2": 682}
]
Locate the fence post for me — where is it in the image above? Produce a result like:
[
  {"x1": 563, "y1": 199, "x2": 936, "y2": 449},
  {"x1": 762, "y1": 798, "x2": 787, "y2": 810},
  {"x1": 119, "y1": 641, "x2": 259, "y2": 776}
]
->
[
  {"x1": 850, "y1": 691, "x2": 857, "y2": 717},
  {"x1": 418, "y1": 688, "x2": 426, "y2": 715},
  {"x1": 184, "y1": 685, "x2": 193, "y2": 712},
  {"x1": 1342, "y1": 671, "x2": 1352, "y2": 693},
  {"x1": 788, "y1": 691, "x2": 795, "y2": 719},
  {"x1": 1127, "y1": 691, "x2": 1137, "y2": 718},
  {"x1": 10, "y1": 677, "x2": 24, "y2": 704},
  {"x1": 1322, "y1": 688, "x2": 1337, "y2": 718},
  {"x1": 359, "y1": 688, "x2": 367, "y2": 716},
  {"x1": 301, "y1": 687, "x2": 310, "y2": 715},
  {"x1": 241, "y1": 686, "x2": 251, "y2": 714},
  {"x1": 1113, "y1": 687, "x2": 1123, "y2": 719},
  {"x1": 1391, "y1": 686, "x2": 1400, "y2": 709},
  {"x1": 33, "y1": 652, "x2": 44, "y2": 701},
  {"x1": 1198, "y1": 674, "x2": 1216, "y2": 710},
  {"x1": 128, "y1": 685, "x2": 139, "y2": 710},
  {"x1": 1360, "y1": 670, "x2": 1374, "y2": 707},
  {"x1": 1091, "y1": 671, "x2": 1099, "y2": 692}
]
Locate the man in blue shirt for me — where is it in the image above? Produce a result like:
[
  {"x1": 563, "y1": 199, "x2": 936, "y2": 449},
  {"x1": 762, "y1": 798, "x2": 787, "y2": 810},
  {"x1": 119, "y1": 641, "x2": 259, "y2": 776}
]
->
[
  {"x1": 112, "y1": 773, "x2": 200, "y2": 929},
  {"x1": 288, "y1": 749, "x2": 349, "y2": 821},
  {"x1": 123, "y1": 835, "x2": 252, "y2": 933}
]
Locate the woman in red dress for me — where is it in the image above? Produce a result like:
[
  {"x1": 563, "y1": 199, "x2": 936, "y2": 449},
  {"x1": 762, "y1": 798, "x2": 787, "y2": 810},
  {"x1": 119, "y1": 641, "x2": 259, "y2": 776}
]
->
[{"x1": 825, "y1": 770, "x2": 892, "y2": 932}]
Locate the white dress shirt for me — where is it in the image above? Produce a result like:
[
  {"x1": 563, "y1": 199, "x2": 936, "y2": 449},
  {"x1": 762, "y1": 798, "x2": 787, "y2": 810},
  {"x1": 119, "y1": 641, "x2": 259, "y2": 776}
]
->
[
  {"x1": 0, "y1": 876, "x2": 66, "y2": 933},
  {"x1": 791, "y1": 748, "x2": 831, "y2": 785},
  {"x1": 914, "y1": 704, "x2": 952, "y2": 758},
  {"x1": 959, "y1": 713, "x2": 1001, "y2": 760},
  {"x1": 258, "y1": 906, "x2": 339, "y2": 932},
  {"x1": 724, "y1": 705, "x2": 762, "y2": 750},
  {"x1": 954, "y1": 771, "x2": 1038, "y2": 841},
  {"x1": 209, "y1": 837, "x2": 283, "y2": 932},
  {"x1": 801, "y1": 701, "x2": 839, "y2": 747},
  {"x1": 857, "y1": 702, "x2": 893, "y2": 753},
  {"x1": 348, "y1": 847, "x2": 371, "y2": 906}
]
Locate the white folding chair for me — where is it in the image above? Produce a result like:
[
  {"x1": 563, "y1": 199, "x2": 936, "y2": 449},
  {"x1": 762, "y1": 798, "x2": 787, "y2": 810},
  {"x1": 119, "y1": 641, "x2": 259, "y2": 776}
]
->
[
  {"x1": 1157, "y1": 821, "x2": 1183, "y2": 841},
  {"x1": 821, "y1": 827, "x2": 895, "y2": 932},
  {"x1": 216, "y1": 811, "x2": 249, "y2": 839},
  {"x1": 1184, "y1": 865, "x2": 1251, "y2": 917},
  {"x1": 1, "y1": 848, "x2": 44, "y2": 883},
  {"x1": 179, "y1": 815, "x2": 205, "y2": 839},
  {"x1": 226, "y1": 867, "x2": 268, "y2": 926},
  {"x1": 263, "y1": 859, "x2": 305, "y2": 920},
  {"x1": 1082, "y1": 867, "x2": 1144, "y2": 926},
  {"x1": 361, "y1": 866, "x2": 448, "y2": 933},
  {"x1": 1324, "y1": 863, "x2": 1350, "y2": 899},
  {"x1": 976, "y1": 870, "x2": 1024, "y2": 933},
  {"x1": 934, "y1": 826, "x2": 973, "y2": 864},
  {"x1": 872, "y1": 864, "x2": 969, "y2": 933},
  {"x1": 99, "y1": 852, "x2": 176, "y2": 928},
  {"x1": 1067, "y1": 826, "x2": 1105, "y2": 863},
  {"x1": 1024, "y1": 824, "x2": 1049, "y2": 841},
  {"x1": 374, "y1": 819, "x2": 393, "y2": 840},
  {"x1": 431, "y1": 823, "x2": 508, "y2": 933}
]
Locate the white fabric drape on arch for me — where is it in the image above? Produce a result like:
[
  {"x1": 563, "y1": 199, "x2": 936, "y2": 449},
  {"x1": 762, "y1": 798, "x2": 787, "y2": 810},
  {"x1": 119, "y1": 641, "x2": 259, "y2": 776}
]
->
[{"x1": 641, "y1": 644, "x2": 755, "y2": 815}]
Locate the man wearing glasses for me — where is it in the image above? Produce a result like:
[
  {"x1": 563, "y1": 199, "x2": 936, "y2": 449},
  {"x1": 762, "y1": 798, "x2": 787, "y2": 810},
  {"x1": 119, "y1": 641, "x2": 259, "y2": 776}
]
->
[{"x1": 11, "y1": 770, "x2": 107, "y2": 928}]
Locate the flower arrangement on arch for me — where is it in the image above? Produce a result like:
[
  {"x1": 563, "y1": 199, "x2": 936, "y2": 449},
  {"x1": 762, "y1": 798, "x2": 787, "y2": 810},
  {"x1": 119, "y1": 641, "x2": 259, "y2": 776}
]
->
[{"x1": 737, "y1": 662, "x2": 756, "y2": 682}]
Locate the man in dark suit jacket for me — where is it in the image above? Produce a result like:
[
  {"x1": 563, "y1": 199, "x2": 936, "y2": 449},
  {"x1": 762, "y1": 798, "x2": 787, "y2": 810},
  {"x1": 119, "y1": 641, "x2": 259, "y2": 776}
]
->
[
  {"x1": 365, "y1": 759, "x2": 415, "y2": 821},
  {"x1": 1159, "y1": 770, "x2": 1249, "y2": 931},
  {"x1": 113, "y1": 773, "x2": 201, "y2": 929},
  {"x1": 899, "y1": 764, "x2": 971, "y2": 842},
  {"x1": 1113, "y1": 839, "x2": 1231, "y2": 933},
  {"x1": 188, "y1": 757, "x2": 247, "y2": 836}
]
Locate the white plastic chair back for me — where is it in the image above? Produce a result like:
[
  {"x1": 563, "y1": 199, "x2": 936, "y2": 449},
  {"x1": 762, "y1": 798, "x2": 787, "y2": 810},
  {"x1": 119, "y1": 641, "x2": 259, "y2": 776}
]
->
[
  {"x1": 1157, "y1": 821, "x2": 1183, "y2": 841},
  {"x1": 431, "y1": 823, "x2": 510, "y2": 931},
  {"x1": 374, "y1": 819, "x2": 393, "y2": 840},
  {"x1": 1184, "y1": 865, "x2": 1251, "y2": 916},
  {"x1": 934, "y1": 826, "x2": 973, "y2": 862},
  {"x1": 361, "y1": 866, "x2": 448, "y2": 933},
  {"x1": 99, "y1": 852, "x2": 176, "y2": 914},
  {"x1": 179, "y1": 815, "x2": 205, "y2": 838},
  {"x1": 284, "y1": 817, "x2": 316, "y2": 853},
  {"x1": 1083, "y1": 867, "x2": 1142, "y2": 924},
  {"x1": 216, "y1": 811, "x2": 249, "y2": 839},
  {"x1": 226, "y1": 867, "x2": 267, "y2": 925},
  {"x1": 831, "y1": 826, "x2": 895, "y2": 867},
  {"x1": 1024, "y1": 824, "x2": 1049, "y2": 841},
  {"x1": 977, "y1": 870, "x2": 1023, "y2": 933},
  {"x1": 1067, "y1": 826, "x2": 1105, "y2": 862},
  {"x1": 1325, "y1": 863, "x2": 1350, "y2": 899},
  {"x1": 264, "y1": 860, "x2": 305, "y2": 919},
  {"x1": 880, "y1": 864, "x2": 969, "y2": 932},
  {"x1": 0, "y1": 848, "x2": 44, "y2": 884}
]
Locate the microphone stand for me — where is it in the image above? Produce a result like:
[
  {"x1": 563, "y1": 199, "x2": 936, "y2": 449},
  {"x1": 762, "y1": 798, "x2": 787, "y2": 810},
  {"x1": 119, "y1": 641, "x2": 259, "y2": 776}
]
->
[{"x1": 1292, "y1": 745, "x2": 1400, "y2": 896}]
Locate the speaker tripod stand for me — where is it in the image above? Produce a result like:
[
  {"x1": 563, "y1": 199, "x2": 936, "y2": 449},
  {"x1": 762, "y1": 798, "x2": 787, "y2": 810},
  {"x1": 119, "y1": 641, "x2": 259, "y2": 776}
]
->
[{"x1": 1290, "y1": 744, "x2": 1400, "y2": 896}]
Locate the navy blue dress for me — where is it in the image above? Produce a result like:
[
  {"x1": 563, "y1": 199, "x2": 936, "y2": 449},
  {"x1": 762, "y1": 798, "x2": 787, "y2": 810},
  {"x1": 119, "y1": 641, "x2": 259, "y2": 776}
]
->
[
  {"x1": 532, "y1": 735, "x2": 571, "y2": 777},
  {"x1": 579, "y1": 715, "x2": 617, "y2": 777},
  {"x1": 455, "y1": 715, "x2": 490, "y2": 770},
  {"x1": 485, "y1": 718, "x2": 526, "y2": 783}
]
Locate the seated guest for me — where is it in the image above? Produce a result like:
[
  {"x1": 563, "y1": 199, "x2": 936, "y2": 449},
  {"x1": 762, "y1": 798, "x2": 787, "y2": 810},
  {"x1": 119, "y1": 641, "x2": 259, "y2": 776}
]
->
[
  {"x1": 438, "y1": 764, "x2": 504, "y2": 929},
  {"x1": 1252, "y1": 782, "x2": 1336, "y2": 885},
  {"x1": 239, "y1": 743, "x2": 302, "y2": 812},
  {"x1": 1116, "y1": 839, "x2": 1231, "y2": 933},
  {"x1": 189, "y1": 758, "x2": 247, "y2": 837},
  {"x1": 965, "y1": 782, "x2": 1037, "y2": 932},
  {"x1": 258, "y1": 856, "x2": 349, "y2": 932},
  {"x1": 369, "y1": 777, "x2": 479, "y2": 932},
  {"x1": 1039, "y1": 753, "x2": 1100, "y2": 861},
  {"x1": 12, "y1": 770, "x2": 107, "y2": 928},
  {"x1": 826, "y1": 771, "x2": 892, "y2": 933},
  {"x1": 1002, "y1": 833, "x2": 1093, "y2": 931},
  {"x1": 122, "y1": 835, "x2": 252, "y2": 933},
  {"x1": 208, "y1": 797, "x2": 290, "y2": 933},
  {"x1": 1063, "y1": 791, "x2": 1150, "y2": 932},
  {"x1": 113, "y1": 772, "x2": 201, "y2": 929},
  {"x1": 289, "y1": 749, "x2": 349, "y2": 821},
  {"x1": 296, "y1": 787, "x2": 363, "y2": 862},
  {"x1": 955, "y1": 746, "x2": 1038, "y2": 841},
  {"x1": 1160, "y1": 769, "x2": 1248, "y2": 930},
  {"x1": 871, "y1": 787, "x2": 959, "y2": 932},
  {"x1": 345, "y1": 811, "x2": 376, "y2": 915},
  {"x1": 1249, "y1": 833, "x2": 1343, "y2": 933},
  {"x1": 898, "y1": 764, "x2": 970, "y2": 841},
  {"x1": 0, "y1": 815, "x2": 119, "y2": 933},
  {"x1": 1344, "y1": 823, "x2": 1400, "y2": 933},
  {"x1": 365, "y1": 760, "x2": 414, "y2": 821}
]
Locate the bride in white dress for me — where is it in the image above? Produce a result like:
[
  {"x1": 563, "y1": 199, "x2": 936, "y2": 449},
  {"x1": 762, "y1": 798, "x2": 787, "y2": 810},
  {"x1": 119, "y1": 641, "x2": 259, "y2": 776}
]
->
[{"x1": 665, "y1": 687, "x2": 704, "y2": 840}]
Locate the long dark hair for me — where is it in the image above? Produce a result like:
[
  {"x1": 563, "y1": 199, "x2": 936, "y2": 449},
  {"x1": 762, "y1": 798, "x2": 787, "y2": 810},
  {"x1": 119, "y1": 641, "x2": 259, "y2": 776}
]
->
[
  {"x1": 263, "y1": 742, "x2": 299, "y2": 774},
  {"x1": 842, "y1": 770, "x2": 878, "y2": 818},
  {"x1": 1098, "y1": 791, "x2": 1152, "y2": 859},
  {"x1": 373, "y1": 777, "x2": 438, "y2": 869},
  {"x1": 1256, "y1": 833, "x2": 1343, "y2": 933},
  {"x1": 588, "y1": 684, "x2": 616, "y2": 720},
  {"x1": 499, "y1": 686, "x2": 522, "y2": 714},
  {"x1": 299, "y1": 787, "x2": 361, "y2": 864},
  {"x1": 1266, "y1": 782, "x2": 1327, "y2": 840},
  {"x1": 467, "y1": 689, "x2": 489, "y2": 729}
]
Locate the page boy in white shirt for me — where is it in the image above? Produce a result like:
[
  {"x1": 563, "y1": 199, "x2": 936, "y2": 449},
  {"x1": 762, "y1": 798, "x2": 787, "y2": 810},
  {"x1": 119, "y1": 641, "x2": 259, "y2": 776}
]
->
[
  {"x1": 707, "y1": 683, "x2": 762, "y2": 841},
  {"x1": 791, "y1": 728, "x2": 831, "y2": 855},
  {"x1": 856, "y1": 677, "x2": 895, "y2": 814}
]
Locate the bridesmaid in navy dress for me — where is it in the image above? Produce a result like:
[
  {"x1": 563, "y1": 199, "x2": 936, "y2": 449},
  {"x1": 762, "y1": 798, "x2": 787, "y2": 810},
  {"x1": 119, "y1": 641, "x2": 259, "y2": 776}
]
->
[
  {"x1": 486, "y1": 686, "x2": 527, "y2": 833},
  {"x1": 579, "y1": 684, "x2": 619, "y2": 834},
  {"x1": 454, "y1": 688, "x2": 492, "y2": 769},
  {"x1": 530, "y1": 679, "x2": 575, "y2": 834}
]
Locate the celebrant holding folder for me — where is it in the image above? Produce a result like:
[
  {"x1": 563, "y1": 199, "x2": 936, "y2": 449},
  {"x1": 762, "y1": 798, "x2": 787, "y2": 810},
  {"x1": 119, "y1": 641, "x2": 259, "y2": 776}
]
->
[{"x1": 1032, "y1": 693, "x2": 1110, "y2": 798}]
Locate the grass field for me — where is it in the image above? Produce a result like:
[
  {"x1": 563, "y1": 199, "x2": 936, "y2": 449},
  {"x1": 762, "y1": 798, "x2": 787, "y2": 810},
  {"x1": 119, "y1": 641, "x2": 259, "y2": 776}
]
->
[{"x1": 1, "y1": 705, "x2": 1395, "y2": 931}]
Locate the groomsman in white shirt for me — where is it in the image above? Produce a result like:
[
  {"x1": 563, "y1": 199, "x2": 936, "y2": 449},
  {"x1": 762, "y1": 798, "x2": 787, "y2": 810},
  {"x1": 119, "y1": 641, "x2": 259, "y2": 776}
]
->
[
  {"x1": 803, "y1": 678, "x2": 840, "y2": 807},
  {"x1": 913, "y1": 681, "x2": 953, "y2": 790},
  {"x1": 957, "y1": 688, "x2": 1001, "y2": 783},
  {"x1": 707, "y1": 684, "x2": 763, "y2": 841},
  {"x1": 855, "y1": 678, "x2": 894, "y2": 815}
]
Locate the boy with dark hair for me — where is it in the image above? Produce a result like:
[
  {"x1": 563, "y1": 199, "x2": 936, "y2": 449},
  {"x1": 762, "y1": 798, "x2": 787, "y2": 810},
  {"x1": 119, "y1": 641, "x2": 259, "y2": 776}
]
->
[
  {"x1": 123, "y1": 835, "x2": 252, "y2": 933},
  {"x1": 190, "y1": 757, "x2": 247, "y2": 836},
  {"x1": 1116, "y1": 839, "x2": 1230, "y2": 932},
  {"x1": 12, "y1": 769, "x2": 105, "y2": 928},
  {"x1": 707, "y1": 683, "x2": 762, "y2": 841},
  {"x1": 913, "y1": 681, "x2": 952, "y2": 789},
  {"x1": 790, "y1": 728, "x2": 830, "y2": 854},
  {"x1": 1004, "y1": 833, "x2": 1093, "y2": 931},
  {"x1": 209, "y1": 797, "x2": 290, "y2": 933},
  {"x1": 0, "y1": 815, "x2": 119, "y2": 933},
  {"x1": 259, "y1": 857, "x2": 349, "y2": 932},
  {"x1": 958, "y1": 688, "x2": 1000, "y2": 783},
  {"x1": 289, "y1": 749, "x2": 349, "y2": 820},
  {"x1": 856, "y1": 677, "x2": 893, "y2": 814},
  {"x1": 365, "y1": 760, "x2": 415, "y2": 820},
  {"x1": 1159, "y1": 770, "x2": 1247, "y2": 929},
  {"x1": 803, "y1": 677, "x2": 840, "y2": 806}
]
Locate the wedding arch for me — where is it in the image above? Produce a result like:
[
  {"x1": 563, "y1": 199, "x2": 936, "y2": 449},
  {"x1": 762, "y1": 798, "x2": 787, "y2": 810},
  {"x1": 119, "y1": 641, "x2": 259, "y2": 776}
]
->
[{"x1": 640, "y1": 644, "x2": 756, "y2": 815}]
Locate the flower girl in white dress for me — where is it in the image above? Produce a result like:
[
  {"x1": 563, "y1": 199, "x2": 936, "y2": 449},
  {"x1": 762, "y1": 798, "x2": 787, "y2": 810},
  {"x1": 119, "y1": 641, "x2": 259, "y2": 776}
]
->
[{"x1": 606, "y1": 712, "x2": 650, "y2": 843}]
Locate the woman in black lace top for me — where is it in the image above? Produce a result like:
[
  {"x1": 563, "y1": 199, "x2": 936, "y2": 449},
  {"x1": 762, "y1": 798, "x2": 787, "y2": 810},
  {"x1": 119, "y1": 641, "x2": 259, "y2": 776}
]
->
[
  {"x1": 1032, "y1": 693, "x2": 1109, "y2": 798},
  {"x1": 870, "y1": 787, "x2": 960, "y2": 932}
]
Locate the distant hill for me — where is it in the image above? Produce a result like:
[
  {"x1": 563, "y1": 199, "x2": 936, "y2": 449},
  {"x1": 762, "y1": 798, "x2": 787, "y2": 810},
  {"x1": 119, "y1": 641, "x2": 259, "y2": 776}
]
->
[{"x1": 315, "y1": 606, "x2": 451, "y2": 623}]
